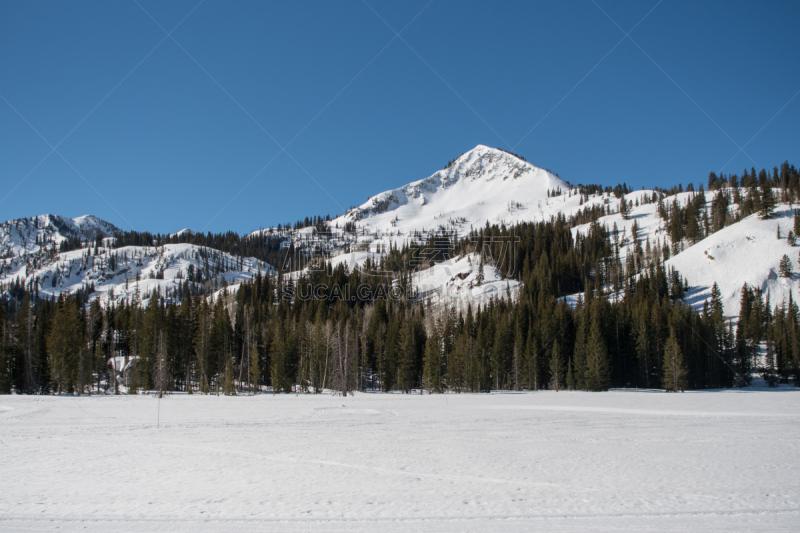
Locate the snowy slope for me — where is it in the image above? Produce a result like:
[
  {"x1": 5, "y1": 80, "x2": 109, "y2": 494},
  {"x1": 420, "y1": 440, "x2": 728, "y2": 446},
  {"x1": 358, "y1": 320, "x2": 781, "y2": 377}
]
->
[
  {"x1": 571, "y1": 190, "x2": 665, "y2": 255},
  {"x1": 286, "y1": 145, "x2": 574, "y2": 307},
  {"x1": 414, "y1": 253, "x2": 520, "y2": 310},
  {"x1": 668, "y1": 206, "x2": 800, "y2": 318},
  {"x1": 248, "y1": 147, "x2": 646, "y2": 310},
  {"x1": 568, "y1": 189, "x2": 798, "y2": 318},
  {"x1": 325, "y1": 251, "x2": 375, "y2": 272},
  {"x1": 1, "y1": 242, "x2": 274, "y2": 306}
]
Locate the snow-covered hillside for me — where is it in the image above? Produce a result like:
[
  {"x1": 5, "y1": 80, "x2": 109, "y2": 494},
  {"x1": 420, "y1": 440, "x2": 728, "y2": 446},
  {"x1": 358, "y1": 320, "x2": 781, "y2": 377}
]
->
[
  {"x1": 0, "y1": 216, "x2": 274, "y2": 306},
  {"x1": 568, "y1": 188, "x2": 800, "y2": 318},
  {"x1": 669, "y1": 206, "x2": 800, "y2": 317},
  {"x1": 414, "y1": 253, "x2": 520, "y2": 311},
  {"x1": 0, "y1": 214, "x2": 119, "y2": 259}
]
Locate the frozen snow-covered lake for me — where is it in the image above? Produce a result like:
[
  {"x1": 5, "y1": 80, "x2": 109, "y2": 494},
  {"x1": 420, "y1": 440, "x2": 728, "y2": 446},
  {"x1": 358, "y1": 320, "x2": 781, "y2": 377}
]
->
[{"x1": 1, "y1": 389, "x2": 799, "y2": 532}]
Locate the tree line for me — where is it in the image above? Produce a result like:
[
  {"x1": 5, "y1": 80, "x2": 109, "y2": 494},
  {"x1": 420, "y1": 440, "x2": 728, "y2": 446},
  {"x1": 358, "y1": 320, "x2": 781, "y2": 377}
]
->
[{"x1": 2, "y1": 219, "x2": 791, "y2": 396}]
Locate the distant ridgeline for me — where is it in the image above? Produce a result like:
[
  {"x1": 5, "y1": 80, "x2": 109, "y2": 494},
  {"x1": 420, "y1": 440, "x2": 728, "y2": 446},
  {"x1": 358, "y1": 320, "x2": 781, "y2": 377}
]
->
[{"x1": 1, "y1": 160, "x2": 799, "y2": 395}]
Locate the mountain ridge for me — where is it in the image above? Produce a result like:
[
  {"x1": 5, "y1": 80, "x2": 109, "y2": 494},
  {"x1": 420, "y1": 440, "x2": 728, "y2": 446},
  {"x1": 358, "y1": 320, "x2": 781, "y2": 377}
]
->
[{"x1": 2, "y1": 146, "x2": 798, "y2": 321}]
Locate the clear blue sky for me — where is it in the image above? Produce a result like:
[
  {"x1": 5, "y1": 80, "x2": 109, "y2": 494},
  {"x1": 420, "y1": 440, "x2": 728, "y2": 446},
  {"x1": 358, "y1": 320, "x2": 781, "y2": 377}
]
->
[{"x1": 2, "y1": 0, "x2": 799, "y2": 234}]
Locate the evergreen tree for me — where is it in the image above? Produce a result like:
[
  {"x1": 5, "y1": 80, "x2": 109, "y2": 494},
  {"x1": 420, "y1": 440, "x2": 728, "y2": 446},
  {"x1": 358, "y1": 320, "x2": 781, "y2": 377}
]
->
[
  {"x1": 572, "y1": 302, "x2": 587, "y2": 390},
  {"x1": 398, "y1": 318, "x2": 417, "y2": 393},
  {"x1": 584, "y1": 318, "x2": 610, "y2": 391},
  {"x1": 47, "y1": 295, "x2": 80, "y2": 393},
  {"x1": 662, "y1": 330, "x2": 687, "y2": 391},
  {"x1": 138, "y1": 292, "x2": 162, "y2": 391},
  {"x1": 548, "y1": 339, "x2": 564, "y2": 391},
  {"x1": 758, "y1": 185, "x2": 775, "y2": 219},
  {"x1": 619, "y1": 197, "x2": 630, "y2": 220},
  {"x1": 526, "y1": 332, "x2": 540, "y2": 390},
  {"x1": 223, "y1": 355, "x2": 235, "y2": 395},
  {"x1": 193, "y1": 299, "x2": 212, "y2": 393},
  {"x1": 249, "y1": 336, "x2": 260, "y2": 393},
  {"x1": 566, "y1": 357, "x2": 575, "y2": 390},
  {"x1": 423, "y1": 319, "x2": 443, "y2": 393},
  {"x1": 734, "y1": 286, "x2": 755, "y2": 387},
  {"x1": 128, "y1": 359, "x2": 140, "y2": 395},
  {"x1": 271, "y1": 314, "x2": 293, "y2": 393},
  {"x1": 14, "y1": 294, "x2": 36, "y2": 393},
  {"x1": 634, "y1": 304, "x2": 652, "y2": 387},
  {"x1": 795, "y1": 210, "x2": 800, "y2": 237},
  {"x1": 764, "y1": 323, "x2": 778, "y2": 387},
  {"x1": 710, "y1": 282, "x2": 723, "y2": 319},
  {"x1": 476, "y1": 254, "x2": 485, "y2": 286},
  {"x1": 780, "y1": 254, "x2": 793, "y2": 278},
  {"x1": 0, "y1": 306, "x2": 10, "y2": 394}
]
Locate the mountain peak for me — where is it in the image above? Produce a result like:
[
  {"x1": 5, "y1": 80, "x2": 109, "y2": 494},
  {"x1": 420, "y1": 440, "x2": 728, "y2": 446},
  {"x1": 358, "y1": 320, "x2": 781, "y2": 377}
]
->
[
  {"x1": 334, "y1": 145, "x2": 568, "y2": 232},
  {"x1": 454, "y1": 144, "x2": 531, "y2": 167}
]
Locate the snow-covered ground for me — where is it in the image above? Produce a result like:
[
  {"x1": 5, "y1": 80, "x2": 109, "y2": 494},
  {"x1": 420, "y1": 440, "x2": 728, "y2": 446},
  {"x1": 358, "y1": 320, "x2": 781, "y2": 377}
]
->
[{"x1": 1, "y1": 388, "x2": 798, "y2": 532}]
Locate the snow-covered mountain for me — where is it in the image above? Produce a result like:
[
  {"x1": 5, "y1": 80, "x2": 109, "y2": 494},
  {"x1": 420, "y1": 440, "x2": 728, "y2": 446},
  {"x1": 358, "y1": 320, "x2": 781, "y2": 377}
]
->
[
  {"x1": 333, "y1": 145, "x2": 572, "y2": 235},
  {"x1": 3, "y1": 145, "x2": 798, "y2": 320},
  {"x1": 325, "y1": 144, "x2": 800, "y2": 318},
  {"x1": 0, "y1": 214, "x2": 274, "y2": 307}
]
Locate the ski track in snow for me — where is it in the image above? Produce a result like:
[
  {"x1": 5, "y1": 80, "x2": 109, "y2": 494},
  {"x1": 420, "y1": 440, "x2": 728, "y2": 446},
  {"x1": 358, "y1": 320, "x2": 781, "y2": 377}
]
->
[{"x1": 0, "y1": 389, "x2": 798, "y2": 532}]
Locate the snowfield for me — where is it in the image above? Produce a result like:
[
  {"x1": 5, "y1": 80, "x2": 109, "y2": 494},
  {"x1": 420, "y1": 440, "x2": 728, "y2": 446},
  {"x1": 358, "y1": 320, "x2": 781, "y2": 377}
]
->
[
  {"x1": 669, "y1": 205, "x2": 800, "y2": 318},
  {"x1": 1, "y1": 388, "x2": 798, "y2": 532}
]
